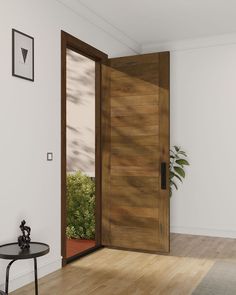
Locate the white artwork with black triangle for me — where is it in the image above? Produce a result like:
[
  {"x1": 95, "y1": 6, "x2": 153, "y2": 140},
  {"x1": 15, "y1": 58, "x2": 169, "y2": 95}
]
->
[{"x1": 13, "y1": 29, "x2": 34, "y2": 81}]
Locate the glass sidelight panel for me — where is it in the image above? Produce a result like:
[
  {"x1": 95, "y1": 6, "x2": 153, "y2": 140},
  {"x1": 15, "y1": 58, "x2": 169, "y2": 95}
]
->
[{"x1": 66, "y1": 49, "x2": 96, "y2": 258}]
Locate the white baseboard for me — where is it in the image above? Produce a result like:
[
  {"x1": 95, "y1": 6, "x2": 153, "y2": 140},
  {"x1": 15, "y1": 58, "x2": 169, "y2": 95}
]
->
[
  {"x1": 0, "y1": 258, "x2": 61, "y2": 293},
  {"x1": 171, "y1": 226, "x2": 236, "y2": 239}
]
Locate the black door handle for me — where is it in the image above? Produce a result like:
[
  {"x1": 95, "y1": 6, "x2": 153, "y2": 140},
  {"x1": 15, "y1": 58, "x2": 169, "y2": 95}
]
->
[{"x1": 161, "y1": 162, "x2": 167, "y2": 190}]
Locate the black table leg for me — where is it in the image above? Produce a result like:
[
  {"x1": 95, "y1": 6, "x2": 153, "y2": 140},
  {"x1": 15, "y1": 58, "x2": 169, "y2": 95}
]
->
[
  {"x1": 34, "y1": 258, "x2": 38, "y2": 295},
  {"x1": 5, "y1": 259, "x2": 16, "y2": 294}
]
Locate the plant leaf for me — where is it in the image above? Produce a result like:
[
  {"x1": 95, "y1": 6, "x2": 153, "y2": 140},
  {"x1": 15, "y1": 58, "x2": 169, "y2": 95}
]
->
[
  {"x1": 174, "y1": 146, "x2": 180, "y2": 152},
  {"x1": 170, "y1": 179, "x2": 178, "y2": 190},
  {"x1": 174, "y1": 166, "x2": 185, "y2": 178},
  {"x1": 178, "y1": 151, "x2": 187, "y2": 157},
  {"x1": 170, "y1": 171, "x2": 175, "y2": 179},
  {"x1": 173, "y1": 172, "x2": 183, "y2": 182},
  {"x1": 176, "y1": 159, "x2": 189, "y2": 166}
]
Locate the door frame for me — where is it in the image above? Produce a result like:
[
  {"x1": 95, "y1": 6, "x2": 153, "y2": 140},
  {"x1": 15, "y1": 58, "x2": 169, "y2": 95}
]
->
[{"x1": 61, "y1": 31, "x2": 108, "y2": 265}]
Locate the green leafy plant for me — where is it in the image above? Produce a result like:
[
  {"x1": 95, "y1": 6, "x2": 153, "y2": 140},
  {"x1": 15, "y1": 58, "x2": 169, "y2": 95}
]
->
[
  {"x1": 170, "y1": 146, "x2": 189, "y2": 197},
  {"x1": 66, "y1": 171, "x2": 95, "y2": 240}
]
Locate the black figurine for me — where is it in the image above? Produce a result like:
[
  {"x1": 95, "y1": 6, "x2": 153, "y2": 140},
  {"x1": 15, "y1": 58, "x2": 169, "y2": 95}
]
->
[{"x1": 18, "y1": 220, "x2": 31, "y2": 249}]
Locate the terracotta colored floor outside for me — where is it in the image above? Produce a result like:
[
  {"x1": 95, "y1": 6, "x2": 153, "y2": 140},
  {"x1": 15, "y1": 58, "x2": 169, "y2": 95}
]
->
[{"x1": 66, "y1": 238, "x2": 96, "y2": 258}]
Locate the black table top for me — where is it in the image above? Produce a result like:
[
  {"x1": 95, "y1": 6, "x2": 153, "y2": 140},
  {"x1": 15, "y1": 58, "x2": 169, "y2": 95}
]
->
[{"x1": 0, "y1": 242, "x2": 50, "y2": 260}]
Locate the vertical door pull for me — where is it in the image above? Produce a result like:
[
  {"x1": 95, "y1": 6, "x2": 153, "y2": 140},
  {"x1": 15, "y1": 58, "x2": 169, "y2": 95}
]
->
[{"x1": 161, "y1": 162, "x2": 167, "y2": 190}]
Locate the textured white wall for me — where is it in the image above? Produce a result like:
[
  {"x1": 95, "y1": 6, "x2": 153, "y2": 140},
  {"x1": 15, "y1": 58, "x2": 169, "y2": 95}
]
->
[{"x1": 0, "y1": 0, "x2": 134, "y2": 292}]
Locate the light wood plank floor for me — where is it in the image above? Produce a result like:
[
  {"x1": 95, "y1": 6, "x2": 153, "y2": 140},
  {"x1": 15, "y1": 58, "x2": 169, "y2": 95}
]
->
[{"x1": 11, "y1": 234, "x2": 236, "y2": 295}]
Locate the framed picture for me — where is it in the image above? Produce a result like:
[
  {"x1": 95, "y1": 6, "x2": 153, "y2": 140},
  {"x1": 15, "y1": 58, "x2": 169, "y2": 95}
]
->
[{"x1": 12, "y1": 29, "x2": 34, "y2": 81}]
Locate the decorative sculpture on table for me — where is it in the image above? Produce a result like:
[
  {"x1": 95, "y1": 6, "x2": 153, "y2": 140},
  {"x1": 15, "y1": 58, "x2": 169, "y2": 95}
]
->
[{"x1": 18, "y1": 220, "x2": 31, "y2": 249}]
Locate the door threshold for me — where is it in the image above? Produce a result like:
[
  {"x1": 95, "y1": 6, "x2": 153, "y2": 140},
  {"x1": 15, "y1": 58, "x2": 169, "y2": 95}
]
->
[{"x1": 65, "y1": 245, "x2": 103, "y2": 265}]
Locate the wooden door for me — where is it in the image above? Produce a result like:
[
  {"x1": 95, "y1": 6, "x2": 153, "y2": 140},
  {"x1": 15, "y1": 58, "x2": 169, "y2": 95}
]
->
[{"x1": 102, "y1": 52, "x2": 170, "y2": 253}]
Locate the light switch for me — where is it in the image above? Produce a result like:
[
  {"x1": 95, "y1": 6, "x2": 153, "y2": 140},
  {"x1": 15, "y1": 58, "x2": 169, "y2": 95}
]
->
[{"x1": 47, "y1": 152, "x2": 53, "y2": 161}]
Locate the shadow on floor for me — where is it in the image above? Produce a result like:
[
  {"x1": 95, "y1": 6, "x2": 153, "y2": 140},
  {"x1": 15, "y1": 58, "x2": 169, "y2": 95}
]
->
[{"x1": 170, "y1": 233, "x2": 236, "y2": 260}]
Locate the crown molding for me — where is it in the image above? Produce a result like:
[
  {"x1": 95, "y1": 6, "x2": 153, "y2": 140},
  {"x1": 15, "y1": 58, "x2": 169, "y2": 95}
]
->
[
  {"x1": 56, "y1": 0, "x2": 141, "y2": 54},
  {"x1": 142, "y1": 32, "x2": 236, "y2": 53}
]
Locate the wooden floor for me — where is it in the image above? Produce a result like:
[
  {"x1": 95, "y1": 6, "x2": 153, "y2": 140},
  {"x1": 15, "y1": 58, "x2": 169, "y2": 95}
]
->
[{"x1": 11, "y1": 234, "x2": 236, "y2": 295}]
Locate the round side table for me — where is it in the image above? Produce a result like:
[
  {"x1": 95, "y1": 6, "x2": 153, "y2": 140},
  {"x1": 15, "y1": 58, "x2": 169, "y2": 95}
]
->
[{"x1": 0, "y1": 242, "x2": 50, "y2": 295}]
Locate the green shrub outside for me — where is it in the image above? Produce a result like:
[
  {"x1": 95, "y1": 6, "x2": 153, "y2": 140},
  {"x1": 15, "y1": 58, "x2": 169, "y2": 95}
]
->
[{"x1": 66, "y1": 171, "x2": 95, "y2": 240}]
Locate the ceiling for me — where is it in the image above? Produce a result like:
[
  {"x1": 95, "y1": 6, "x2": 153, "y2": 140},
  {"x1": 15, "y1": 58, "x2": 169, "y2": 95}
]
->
[{"x1": 60, "y1": 0, "x2": 236, "y2": 51}]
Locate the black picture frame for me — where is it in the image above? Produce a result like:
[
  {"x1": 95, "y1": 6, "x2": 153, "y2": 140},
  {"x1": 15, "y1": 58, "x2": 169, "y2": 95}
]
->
[{"x1": 12, "y1": 29, "x2": 34, "y2": 81}]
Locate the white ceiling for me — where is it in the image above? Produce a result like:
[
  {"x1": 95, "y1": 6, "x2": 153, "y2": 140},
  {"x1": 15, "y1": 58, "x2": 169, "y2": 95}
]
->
[{"x1": 59, "y1": 0, "x2": 236, "y2": 51}]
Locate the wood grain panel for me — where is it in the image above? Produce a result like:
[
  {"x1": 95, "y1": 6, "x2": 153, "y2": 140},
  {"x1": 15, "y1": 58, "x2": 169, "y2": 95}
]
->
[
  {"x1": 110, "y1": 52, "x2": 159, "y2": 67},
  {"x1": 111, "y1": 145, "x2": 159, "y2": 158},
  {"x1": 111, "y1": 183, "x2": 158, "y2": 194},
  {"x1": 111, "y1": 205, "x2": 157, "y2": 218},
  {"x1": 111, "y1": 154, "x2": 157, "y2": 167},
  {"x1": 111, "y1": 94, "x2": 158, "y2": 108},
  {"x1": 110, "y1": 74, "x2": 158, "y2": 97},
  {"x1": 110, "y1": 190, "x2": 159, "y2": 208},
  {"x1": 110, "y1": 226, "x2": 159, "y2": 250},
  {"x1": 111, "y1": 105, "x2": 158, "y2": 117},
  {"x1": 111, "y1": 69, "x2": 159, "y2": 85},
  {"x1": 110, "y1": 215, "x2": 157, "y2": 228},
  {"x1": 110, "y1": 176, "x2": 159, "y2": 188},
  {"x1": 111, "y1": 114, "x2": 158, "y2": 128},
  {"x1": 111, "y1": 125, "x2": 159, "y2": 137},
  {"x1": 111, "y1": 135, "x2": 159, "y2": 146},
  {"x1": 102, "y1": 52, "x2": 170, "y2": 253},
  {"x1": 111, "y1": 166, "x2": 159, "y2": 176}
]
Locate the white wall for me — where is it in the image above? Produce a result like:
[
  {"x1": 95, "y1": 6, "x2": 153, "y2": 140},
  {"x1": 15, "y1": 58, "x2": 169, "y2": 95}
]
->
[
  {"x1": 143, "y1": 39, "x2": 236, "y2": 239},
  {"x1": 0, "y1": 0, "x2": 134, "y2": 292}
]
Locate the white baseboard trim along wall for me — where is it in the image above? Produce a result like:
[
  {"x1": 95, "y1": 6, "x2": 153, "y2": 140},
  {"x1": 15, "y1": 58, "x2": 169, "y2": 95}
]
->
[{"x1": 171, "y1": 227, "x2": 236, "y2": 239}]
